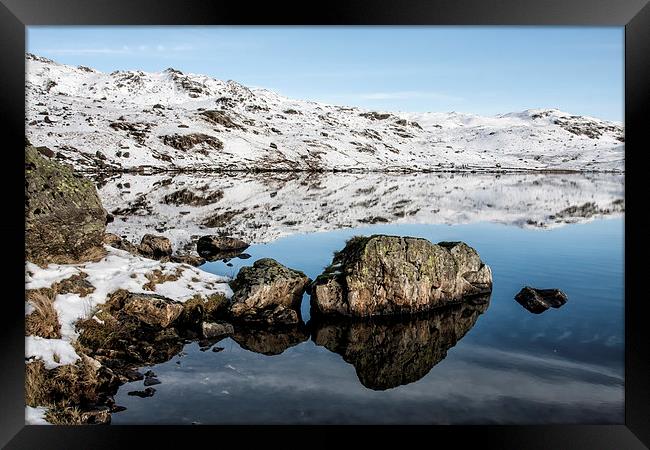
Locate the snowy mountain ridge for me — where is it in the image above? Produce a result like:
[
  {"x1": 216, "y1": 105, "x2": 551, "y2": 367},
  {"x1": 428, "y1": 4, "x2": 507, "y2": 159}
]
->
[{"x1": 26, "y1": 53, "x2": 624, "y2": 173}]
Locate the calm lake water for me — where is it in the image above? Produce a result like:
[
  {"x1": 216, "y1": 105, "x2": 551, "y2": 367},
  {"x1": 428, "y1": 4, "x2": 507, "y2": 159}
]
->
[{"x1": 111, "y1": 215, "x2": 624, "y2": 424}]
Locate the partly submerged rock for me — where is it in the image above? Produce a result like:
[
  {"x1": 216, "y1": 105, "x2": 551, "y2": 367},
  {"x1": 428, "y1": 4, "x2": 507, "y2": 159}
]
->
[
  {"x1": 229, "y1": 258, "x2": 311, "y2": 325},
  {"x1": 25, "y1": 144, "x2": 108, "y2": 265},
  {"x1": 127, "y1": 388, "x2": 156, "y2": 398},
  {"x1": 201, "y1": 321, "x2": 234, "y2": 339},
  {"x1": 310, "y1": 235, "x2": 492, "y2": 317},
  {"x1": 514, "y1": 286, "x2": 568, "y2": 314},
  {"x1": 197, "y1": 235, "x2": 249, "y2": 260},
  {"x1": 311, "y1": 296, "x2": 490, "y2": 390}
]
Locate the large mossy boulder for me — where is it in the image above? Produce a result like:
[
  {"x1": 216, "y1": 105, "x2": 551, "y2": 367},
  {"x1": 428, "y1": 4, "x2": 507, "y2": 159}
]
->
[
  {"x1": 25, "y1": 145, "x2": 108, "y2": 266},
  {"x1": 310, "y1": 235, "x2": 492, "y2": 317},
  {"x1": 229, "y1": 258, "x2": 311, "y2": 325}
]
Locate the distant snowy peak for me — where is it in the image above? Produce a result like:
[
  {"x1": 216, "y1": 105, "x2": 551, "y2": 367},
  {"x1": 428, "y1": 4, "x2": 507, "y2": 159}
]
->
[{"x1": 25, "y1": 53, "x2": 624, "y2": 173}]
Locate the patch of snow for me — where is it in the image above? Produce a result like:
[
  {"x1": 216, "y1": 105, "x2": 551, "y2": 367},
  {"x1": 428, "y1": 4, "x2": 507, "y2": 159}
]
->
[
  {"x1": 25, "y1": 246, "x2": 233, "y2": 364},
  {"x1": 25, "y1": 336, "x2": 80, "y2": 369},
  {"x1": 25, "y1": 406, "x2": 51, "y2": 425}
]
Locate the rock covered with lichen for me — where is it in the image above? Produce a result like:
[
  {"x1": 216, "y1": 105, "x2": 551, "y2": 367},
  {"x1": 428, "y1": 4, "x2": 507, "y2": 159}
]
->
[
  {"x1": 25, "y1": 144, "x2": 108, "y2": 266},
  {"x1": 229, "y1": 258, "x2": 311, "y2": 325},
  {"x1": 310, "y1": 235, "x2": 492, "y2": 317}
]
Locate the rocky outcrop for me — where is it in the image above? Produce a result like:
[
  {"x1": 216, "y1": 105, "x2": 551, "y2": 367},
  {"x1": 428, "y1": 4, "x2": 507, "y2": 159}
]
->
[
  {"x1": 310, "y1": 235, "x2": 492, "y2": 317},
  {"x1": 121, "y1": 293, "x2": 184, "y2": 328},
  {"x1": 161, "y1": 133, "x2": 223, "y2": 152},
  {"x1": 103, "y1": 232, "x2": 205, "y2": 266},
  {"x1": 25, "y1": 144, "x2": 108, "y2": 266},
  {"x1": 137, "y1": 234, "x2": 173, "y2": 260},
  {"x1": 197, "y1": 235, "x2": 249, "y2": 260},
  {"x1": 515, "y1": 286, "x2": 568, "y2": 314},
  {"x1": 229, "y1": 258, "x2": 311, "y2": 325},
  {"x1": 76, "y1": 290, "x2": 230, "y2": 371},
  {"x1": 311, "y1": 296, "x2": 490, "y2": 390}
]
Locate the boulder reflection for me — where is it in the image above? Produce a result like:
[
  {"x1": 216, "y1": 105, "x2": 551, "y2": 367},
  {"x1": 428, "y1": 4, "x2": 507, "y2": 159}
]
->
[
  {"x1": 231, "y1": 323, "x2": 309, "y2": 356},
  {"x1": 309, "y1": 296, "x2": 490, "y2": 390}
]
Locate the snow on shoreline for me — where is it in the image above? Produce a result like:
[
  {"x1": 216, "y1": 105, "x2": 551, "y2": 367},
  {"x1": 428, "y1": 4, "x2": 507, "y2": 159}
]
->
[
  {"x1": 25, "y1": 246, "x2": 233, "y2": 370},
  {"x1": 25, "y1": 53, "x2": 624, "y2": 173}
]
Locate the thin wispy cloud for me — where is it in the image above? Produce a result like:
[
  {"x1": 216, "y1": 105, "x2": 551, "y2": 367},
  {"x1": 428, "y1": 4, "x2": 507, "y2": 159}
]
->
[{"x1": 41, "y1": 44, "x2": 194, "y2": 56}]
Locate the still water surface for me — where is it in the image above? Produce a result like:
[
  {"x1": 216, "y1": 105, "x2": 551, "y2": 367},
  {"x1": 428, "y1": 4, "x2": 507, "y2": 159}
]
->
[{"x1": 112, "y1": 218, "x2": 624, "y2": 424}]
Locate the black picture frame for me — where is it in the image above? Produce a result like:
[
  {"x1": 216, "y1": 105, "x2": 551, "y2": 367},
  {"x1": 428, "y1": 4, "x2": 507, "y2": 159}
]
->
[{"x1": 1, "y1": 0, "x2": 648, "y2": 448}]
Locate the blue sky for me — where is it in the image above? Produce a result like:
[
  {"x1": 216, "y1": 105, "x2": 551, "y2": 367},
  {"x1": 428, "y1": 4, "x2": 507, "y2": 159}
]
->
[{"x1": 27, "y1": 27, "x2": 624, "y2": 121}]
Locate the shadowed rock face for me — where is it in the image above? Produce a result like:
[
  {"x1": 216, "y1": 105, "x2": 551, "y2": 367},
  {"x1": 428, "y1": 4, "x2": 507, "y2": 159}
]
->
[
  {"x1": 310, "y1": 296, "x2": 490, "y2": 390},
  {"x1": 311, "y1": 235, "x2": 492, "y2": 317},
  {"x1": 232, "y1": 324, "x2": 310, "y2": 356}
]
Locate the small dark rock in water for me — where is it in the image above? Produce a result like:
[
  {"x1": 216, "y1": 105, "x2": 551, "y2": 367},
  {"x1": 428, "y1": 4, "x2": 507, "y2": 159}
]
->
[
  {"x1": 212, "y1": 346, "x2": 225, "y2": 352},
  {"x1": 237, "y1": 253, "x2": 252, "y2": 260},
  {"x1": 110, "y1": 405, "x2": 127, "y2": 413},
  {"x1": 202, "y1": 321, "x2": 235, "y2": 339},
  {"x1": 127, "y1": 387, "x2": 156, "y2": 398},
  {"x1": 143, "y1": 376, "x2": 161, "y2": 387},
  {"x1": 144, "y1": 370, "x2": 156, "y2": 377},
  {"x1": 197, "y1": 235, "x2": 249, "y2": 259},
  {"x1": 124, "y1": 369, "x2": 144, "y2": 382},
  {"x1": 515, "y1": 286, "x2": 568, "y2": 314}
]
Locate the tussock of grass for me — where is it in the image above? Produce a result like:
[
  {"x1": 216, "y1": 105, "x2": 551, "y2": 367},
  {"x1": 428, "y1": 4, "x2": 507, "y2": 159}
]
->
[
  {"x1": 25, "y1": 288, "x2": 61, "y2": 339},
  {"x1": 25, "y1": 356, "x2": 104, "y2": 410},
  {"x1": 44, "y1": 403, "x2": 85, "y2": 425}
]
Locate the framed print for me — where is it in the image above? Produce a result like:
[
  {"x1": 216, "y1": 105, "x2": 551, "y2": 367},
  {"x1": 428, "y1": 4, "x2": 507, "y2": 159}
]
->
[{"x1": 1, "y1": 0, "x2": 648, "y2": 448}]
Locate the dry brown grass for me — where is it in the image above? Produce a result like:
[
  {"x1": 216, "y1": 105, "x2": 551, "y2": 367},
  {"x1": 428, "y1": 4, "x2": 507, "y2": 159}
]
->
[
  {"x1": 25, "y1": 288, "x2": 61, "y2": 339},
  {"x1": 44, "y1": 404, "x2": 86, "y2": 425},
  {"x1": 52, "y1": 272, "x2": 95, "y2": 297},
  {"x1": 142, "y1": 267, "x2": 184, "y2": 291},
  {"x1": 25, "y1": 356, "x2": 103, "y2": 409}
]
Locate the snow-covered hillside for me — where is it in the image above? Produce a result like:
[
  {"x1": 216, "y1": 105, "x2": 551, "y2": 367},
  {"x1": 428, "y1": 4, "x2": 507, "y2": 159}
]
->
[
  {"x1": 26, "y1": 53, "x2": 624, "y2": 173},
  {"x1": 98, "y1": 172, "x2": 624, "y2": 250}
]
